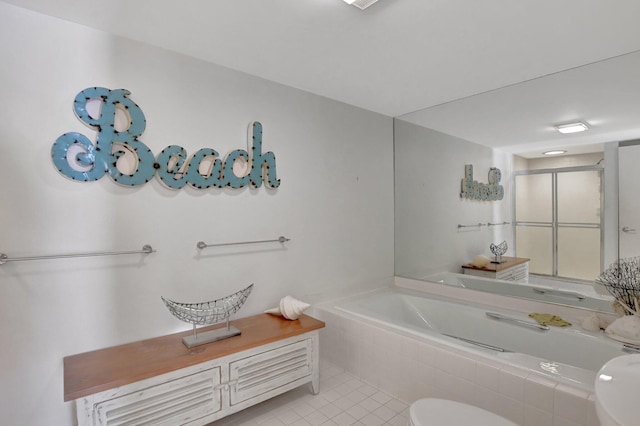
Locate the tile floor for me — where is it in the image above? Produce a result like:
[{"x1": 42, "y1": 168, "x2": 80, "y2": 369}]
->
[{"x1": 210, "y1": 361, "x2": 410, "y2": 426}]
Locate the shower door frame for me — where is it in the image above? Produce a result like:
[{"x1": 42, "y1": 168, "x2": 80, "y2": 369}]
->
[{"x1": 512, "y1": 164, "x2": 604, "y2": 280}]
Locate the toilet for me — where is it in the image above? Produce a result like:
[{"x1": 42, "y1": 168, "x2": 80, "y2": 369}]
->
[{"x1": 409, "y1": 398, "x2": 518, "y2": 425}]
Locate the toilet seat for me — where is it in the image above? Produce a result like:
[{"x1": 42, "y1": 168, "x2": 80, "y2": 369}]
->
[{"x1": 409, "y1": 398, "x2": 518, "y2": 426}]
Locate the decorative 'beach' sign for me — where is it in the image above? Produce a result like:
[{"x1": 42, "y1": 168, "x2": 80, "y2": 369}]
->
[
  {"x1": 460, "y1": 164, "x2": 503, "y2": 201},
  {"x1": 51, "y1": 87, "x2": 280, "y2": 189}
]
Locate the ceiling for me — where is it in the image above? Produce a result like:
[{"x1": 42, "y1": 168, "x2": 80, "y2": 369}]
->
[{"x1": 4, "y1": 0, "x2": 640, "y2": 156}]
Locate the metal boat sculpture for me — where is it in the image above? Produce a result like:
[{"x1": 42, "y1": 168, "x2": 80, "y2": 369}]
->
[{"x1": 162, "y1": 283, "x2": 254, "y2": 348}]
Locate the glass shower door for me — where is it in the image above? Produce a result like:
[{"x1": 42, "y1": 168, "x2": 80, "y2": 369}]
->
[
  {"x1": 514, "y1": 166, "x2": 602, "y2": 281},
  {"x1": 557, "y1": 170, "x2": 602, "y2": 281},
  {"x1": 514, "y1": 173, "x2": 553, "y2": 275}
]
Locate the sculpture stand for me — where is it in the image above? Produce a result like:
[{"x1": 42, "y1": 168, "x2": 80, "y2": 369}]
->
[{"x1": 183, "y1": 319, "x2": 241, "y2": 348}]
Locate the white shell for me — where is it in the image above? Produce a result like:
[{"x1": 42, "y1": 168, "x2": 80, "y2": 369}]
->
[
  {"x1": 605, "y1": 315, "x2": 640, "y2": 343},
  {"x1": 580, "y1": 312, "x2": 601, "y2": 332},
  {"x1": 265, "y1": 296, "x2": 310, "y2": 320},
  {"x1": 468, "y1": 255, "x2": 491, "y2": 268}
]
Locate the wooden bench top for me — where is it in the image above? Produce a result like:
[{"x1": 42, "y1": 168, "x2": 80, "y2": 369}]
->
[{"x1": 64, "y1": 313, "x2": 325, "y2": 402}]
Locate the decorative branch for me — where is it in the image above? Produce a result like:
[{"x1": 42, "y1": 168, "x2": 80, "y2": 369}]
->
[{"x1": 596, "y1": 257, "x2": 640, "y2": 315}]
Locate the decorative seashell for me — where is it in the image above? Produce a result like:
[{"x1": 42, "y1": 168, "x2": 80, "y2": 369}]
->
[
  {"x1": 605, "y1": 315, "x2": 640, "y2": 343},
  {"x1": 580, "y1": 312, "x2": 601, "y2": 332},
  {"x1": 265, "y1": 296, "x2": 310, "y2": 320},
  {"x1": 468, "y1": 255, "x2": 491, "y2": 268}
]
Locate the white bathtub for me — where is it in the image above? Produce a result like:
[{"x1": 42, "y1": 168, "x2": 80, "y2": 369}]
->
[
  {"x1": 428, "y1": 271, "x2": 614, "y2": 313},
  {"x1": 333, "y1": 287, "x2": 625, "y2": 378},
  {"x1": 316, "y1": 286, "x2": 621, "y2": 424}
]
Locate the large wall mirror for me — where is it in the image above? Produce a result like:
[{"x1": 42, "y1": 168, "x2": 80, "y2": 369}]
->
[{"x1": 394, "y1": 50, "x2": 640, "y2": 313}]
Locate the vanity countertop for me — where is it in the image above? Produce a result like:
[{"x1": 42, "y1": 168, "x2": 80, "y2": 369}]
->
[
  {"x1": 63, "y1": 313, "x2": 325, "y2": 402},
  {"x1": 462, "y1": 256, "x2": 530, "y2": 272}
]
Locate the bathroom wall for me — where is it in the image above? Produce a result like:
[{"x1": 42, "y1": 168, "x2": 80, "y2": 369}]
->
[
  {"x1": 0, "y1": 3, "x2": 394, "y2": 425},
  {"x1": 394, "y1": 119, "x2": 514, "y2": 280}
]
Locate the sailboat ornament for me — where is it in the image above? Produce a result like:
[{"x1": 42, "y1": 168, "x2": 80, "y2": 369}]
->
[{"x1": 162, "y1": 283, "x2": 254, "y2": 348}]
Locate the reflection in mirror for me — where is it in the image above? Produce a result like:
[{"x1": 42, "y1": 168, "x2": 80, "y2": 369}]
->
[
  {"x1": 394, "y1": 51, "x2": 640, "y2": 313},
  {"x1": 618, "y1": 142, "x2": 640, "y2": 259},
  {"x1": 393, "y1": 120, "x2": 615, "y2": 313},
  {"x1": 513, "y1": 159, "x2": 603, "y2": 281}
]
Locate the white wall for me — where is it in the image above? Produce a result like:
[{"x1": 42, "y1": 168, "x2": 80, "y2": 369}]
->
[
  {"x1": 394, "y1": 119, "x2": 513, "y2": 279},
  {"x1": 0, "y1": 3, "x2": 394, "y2": 425}
]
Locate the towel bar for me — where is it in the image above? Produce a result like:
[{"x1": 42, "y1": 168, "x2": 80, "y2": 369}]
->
[
  {"x1": 0, "y1": 245, "x2": 155, "y2": 265},
  {"x1": 197, "y1": 236, "x2": 290, "y2": 249}
]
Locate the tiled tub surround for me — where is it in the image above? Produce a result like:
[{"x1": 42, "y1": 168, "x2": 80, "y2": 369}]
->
[{"x1": 314, "y1": 281, "x2": 620, "y2": 426}]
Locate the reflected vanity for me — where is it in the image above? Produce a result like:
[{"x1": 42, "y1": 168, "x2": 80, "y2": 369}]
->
[{"x1": 461, "y1": 256, "x2": 529, "y2": 282}]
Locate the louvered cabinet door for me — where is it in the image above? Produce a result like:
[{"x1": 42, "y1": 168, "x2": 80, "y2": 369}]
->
[
  {"x1": 94, "y1": 368, "x2": 222, "y2": 426},
  {"x1": 229, "y1": 339, "x2": 312, "y2": 405}
]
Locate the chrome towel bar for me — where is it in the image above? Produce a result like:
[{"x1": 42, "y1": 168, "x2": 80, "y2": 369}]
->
[
  {"x1": 197, "y1": 236, "x2": 290, "y2": 249},
  {"x1": 457, "y1": 221, "x2": 510, "y2": 228},
  {"x1": 486, "y1": 312, "x2": 550, "y2": 331},
  {"x1": 0, "y1": 245, "x2": 155, "y2": 265},
  {"x1": 532, "y1": 287, "x2": 586, "y2": 300},
  {"x1": 457, "y1": 223, "x2": 485, "y2": 229}
]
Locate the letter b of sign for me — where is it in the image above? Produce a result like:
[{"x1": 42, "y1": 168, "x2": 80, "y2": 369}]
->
[{"x1": 51, "y1": 87, "x2": 155, "y2": 185}]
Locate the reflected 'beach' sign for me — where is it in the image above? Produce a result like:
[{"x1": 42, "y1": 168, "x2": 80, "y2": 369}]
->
[{"x1": 460, "y1": 164, "x2": 503, "y2": 201}]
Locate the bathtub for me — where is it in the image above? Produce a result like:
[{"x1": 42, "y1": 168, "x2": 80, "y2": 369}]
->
[
  {"x1": 316, "y1": 286, "x2": 628, "y2": 425},
  {"x1": 333, "y1": 287, "x2": 624, "y2": 375},
  {"x1": 428, "y1": 271, "x2": 614, "y2": 313}
]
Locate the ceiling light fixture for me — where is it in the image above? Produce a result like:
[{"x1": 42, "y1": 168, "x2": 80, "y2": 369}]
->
[
  {"x1": 554, "y1": 122, "x2": 589, "y2": 134},
  {"x1": 343, "y1": 0, "x2": 379, "y2": 10},
  {"x1": 543, "y1": 150, "x2": 567, "y2": 156}
]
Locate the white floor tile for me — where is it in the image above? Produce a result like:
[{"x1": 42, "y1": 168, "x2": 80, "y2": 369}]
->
[
  {"x1": 372, "y1": 404, "x2": 396, "y2": 422},
  {"x1": 384, "y1": 398, "x2": 408, "y2": 414},
  {"x1": 275, "y1": 410, "x2": 302, "y2": 425},
  {"x1": 345, "y1": 404, "x2": 369, "y2": 420},
  {"x1": 345, "y1": 390, "x2": 368, "y2": 404},
  {"x1": 386, "y1": 413, "x2": 409, "y2": 426},
  {"x1": 357, "y1": 397, "x2": 382, "y2": 412},
  {"x1": 332, "y1": 411, "x2": 357, "y2": 426},
  {"x1": 359, "y1": 413, "x2": 385, "y2": 426},
  {"x1": 304, "y1": 411, "x2": 330, "y2": 426},
  {"x1": 370, "y1": 391, "x2": 393, "y2": 405},
  {"x1": 318, "y1": 403, "x2": 342, "y2": 419}
]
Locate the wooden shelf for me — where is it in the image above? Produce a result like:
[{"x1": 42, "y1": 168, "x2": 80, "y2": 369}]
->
[{"x1": 64, "y1": 313, "x2": 325, "y2": 402}]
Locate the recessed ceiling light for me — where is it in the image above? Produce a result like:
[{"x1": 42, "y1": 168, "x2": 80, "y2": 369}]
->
[
  {"x1": 543, "y1": 150, "x2": 567, "y2": 156},
  {"x1": 554, "y1": 122, "x2": 589, "y2": 134},
  {"x1": 343, "y1": 0, "x2": 379, "y2": 10}
]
